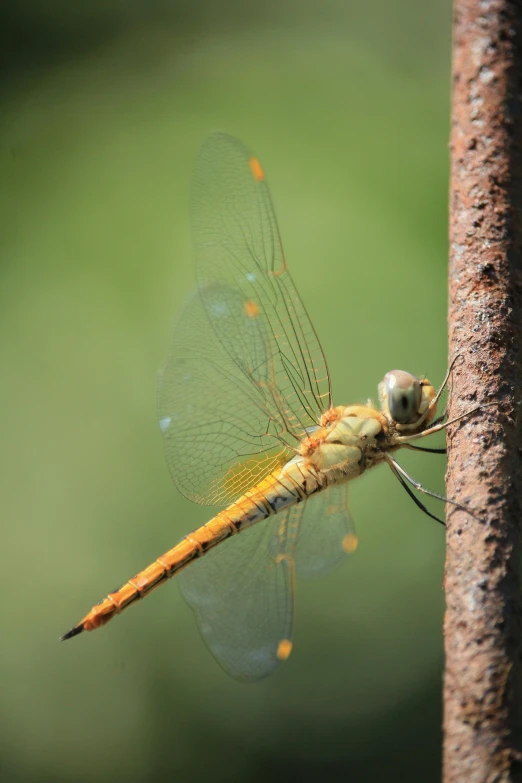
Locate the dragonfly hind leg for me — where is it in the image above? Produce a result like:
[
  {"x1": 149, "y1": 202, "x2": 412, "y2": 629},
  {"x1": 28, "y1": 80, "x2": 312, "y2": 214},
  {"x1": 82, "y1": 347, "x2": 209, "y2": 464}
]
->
[{"x1": 384, "y1": 453, "x2": 475, "y2": 525}]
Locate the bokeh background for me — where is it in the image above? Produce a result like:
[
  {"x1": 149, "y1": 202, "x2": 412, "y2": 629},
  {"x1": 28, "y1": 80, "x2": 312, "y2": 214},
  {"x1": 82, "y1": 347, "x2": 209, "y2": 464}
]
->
[{"x1": 1, "y1": 1, "x2": 453, "y2": 781}]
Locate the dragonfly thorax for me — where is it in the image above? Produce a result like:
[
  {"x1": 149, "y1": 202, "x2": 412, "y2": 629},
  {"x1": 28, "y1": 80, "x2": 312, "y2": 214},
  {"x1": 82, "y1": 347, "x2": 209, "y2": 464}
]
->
[
  {"x1": 301, "y1": 411, "x2": 386, "y2": 478},
  {"x1": 302, "y1": 370, "x2": 438, "y2": 483}
]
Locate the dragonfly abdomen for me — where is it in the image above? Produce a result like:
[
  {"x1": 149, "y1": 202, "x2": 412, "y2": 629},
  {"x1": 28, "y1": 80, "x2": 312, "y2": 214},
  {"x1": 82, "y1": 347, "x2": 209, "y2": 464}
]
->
[
  {"x1": 60, "y1": 511, "x2": 239, "y2": 640},
  {"x1": 60, "y1": 466, "x2": 307, "y2": 641}
]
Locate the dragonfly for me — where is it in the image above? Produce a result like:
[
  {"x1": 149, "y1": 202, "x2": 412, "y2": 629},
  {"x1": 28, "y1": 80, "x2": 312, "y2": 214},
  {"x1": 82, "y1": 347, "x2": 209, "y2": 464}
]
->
[{"x1": 61, "y1": 133, "x2": 475, "y2": 681}]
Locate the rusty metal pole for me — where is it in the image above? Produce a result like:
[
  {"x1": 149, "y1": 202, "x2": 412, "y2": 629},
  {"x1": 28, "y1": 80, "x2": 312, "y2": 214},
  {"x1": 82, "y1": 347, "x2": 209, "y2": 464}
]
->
[{"x1": 444, "y1": 1, "x2": 522, "y2": 781}]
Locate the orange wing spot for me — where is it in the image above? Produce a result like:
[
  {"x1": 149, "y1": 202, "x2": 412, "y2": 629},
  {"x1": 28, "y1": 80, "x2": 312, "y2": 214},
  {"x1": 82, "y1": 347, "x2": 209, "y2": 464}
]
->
[
  {"x1": 342, "y1": 533, "x2": 359, "y2": 553},
  {"x1": 270, "y1": 255, "x2": 287, "y2": 277},
  {"x1": 243, "y1": 299, "x2": 260, "y2": 318},
  {"x1": 276, "y1": 638, "x2": 293, "y2": 661},
  {"x1": 249, "y1": 156, "x2": 265, "y2": 181}
]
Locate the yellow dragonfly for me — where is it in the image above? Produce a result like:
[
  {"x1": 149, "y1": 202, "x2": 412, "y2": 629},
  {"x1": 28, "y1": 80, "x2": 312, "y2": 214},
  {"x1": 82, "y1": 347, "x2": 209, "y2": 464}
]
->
[{"x1": 61, "y1": 133, "x2": 471, "y2": 681}]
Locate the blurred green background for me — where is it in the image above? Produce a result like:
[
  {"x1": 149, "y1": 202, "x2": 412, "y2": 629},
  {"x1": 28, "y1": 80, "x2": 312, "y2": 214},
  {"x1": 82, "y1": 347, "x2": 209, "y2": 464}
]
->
[{"x1": 1, "y1": 1, "x2": 453, "y2": 781}]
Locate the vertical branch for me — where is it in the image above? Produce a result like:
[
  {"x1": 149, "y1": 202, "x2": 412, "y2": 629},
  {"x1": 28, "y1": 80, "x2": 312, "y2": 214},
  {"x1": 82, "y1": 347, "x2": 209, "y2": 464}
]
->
[{"x1": 444, "y1": 1, "x2": 522, "y2": 781}]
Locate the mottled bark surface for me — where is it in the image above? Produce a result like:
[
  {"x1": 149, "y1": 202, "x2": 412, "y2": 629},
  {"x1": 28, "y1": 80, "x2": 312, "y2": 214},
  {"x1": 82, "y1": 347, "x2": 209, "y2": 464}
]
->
[{"x1": 444, "y1": 1, "x2": 522, "y2": 781}]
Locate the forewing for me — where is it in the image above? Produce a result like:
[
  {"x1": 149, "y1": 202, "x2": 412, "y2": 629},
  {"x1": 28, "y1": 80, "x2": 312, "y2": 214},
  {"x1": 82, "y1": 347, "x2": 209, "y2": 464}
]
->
[
  {"x1": 159, "y1": 133, "x2": 332, "y2": 505},
  {"x1": 192, "y1": 133, "x2": 332, "y2": 437},
  {"x1": 158, "y1": 286, "x2": 291, "y2": 506},
  {"x1": 179, "y1": 514, "x2": 296, "y2": 681}
]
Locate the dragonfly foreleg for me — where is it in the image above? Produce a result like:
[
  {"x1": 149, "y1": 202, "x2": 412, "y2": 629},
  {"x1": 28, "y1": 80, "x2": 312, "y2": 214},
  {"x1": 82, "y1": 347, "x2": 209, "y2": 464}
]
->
[
  {"x1": 395, "y1": 404, "x2": 493, "y2": 444},
  {"x1": 428, "y1": 410, "x2": 448, "y2": 428},
  {"x1": 426, "y1": 353, "x2": 462, "y2": 414}
]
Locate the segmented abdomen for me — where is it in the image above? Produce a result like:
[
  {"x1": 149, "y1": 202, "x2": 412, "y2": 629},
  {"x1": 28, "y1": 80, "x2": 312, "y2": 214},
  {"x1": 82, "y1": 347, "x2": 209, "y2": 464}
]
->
[{"x1": 60, "y1": 463, "x2": 309, "y2": 640}]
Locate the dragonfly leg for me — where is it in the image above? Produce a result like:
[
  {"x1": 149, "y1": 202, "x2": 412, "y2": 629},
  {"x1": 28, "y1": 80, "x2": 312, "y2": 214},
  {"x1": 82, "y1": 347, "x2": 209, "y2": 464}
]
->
[
  {"x1": 384, "y1": 454, "x2": 473, "y2": 517},
  {"x1": 426, "y1": 353, "x2": 462, "y2": 413},
  {"x1": 428, "y1": 410, "x2": 448, "y2": 428},
  {"x1": 396, "y1": 403, "x2": 496, "y2": 444},
  {"x1": 386, "y1": 458, "x2": 446, "y2": 526}
]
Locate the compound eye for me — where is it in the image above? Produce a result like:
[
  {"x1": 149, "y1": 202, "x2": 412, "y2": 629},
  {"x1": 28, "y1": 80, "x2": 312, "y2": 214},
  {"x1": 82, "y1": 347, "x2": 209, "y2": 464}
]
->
[{"x1": 384, "y1": 370, "x2": 422, "y2": 424}]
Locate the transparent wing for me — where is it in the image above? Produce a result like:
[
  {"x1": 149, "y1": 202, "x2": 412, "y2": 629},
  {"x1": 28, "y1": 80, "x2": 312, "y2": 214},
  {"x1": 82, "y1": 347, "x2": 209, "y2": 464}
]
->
[
  {"x1": 192, "y1": 132, "x2": 332, "y2": 437},
  {"x1": 179, "y1": 513, "x2": 296, "y2": 682},
  {"x1": 159, "y1": 132, "x2": 332, "y2": 505},
  {"x1": 179, "y1": 484, "x2": 355, "y2": 680},
  {"x1": 158, "y1": 286, "x2": 292, "y2": 506},
  {"x1": 293, "y1": 483, "x2": 358, "y2": 579}
]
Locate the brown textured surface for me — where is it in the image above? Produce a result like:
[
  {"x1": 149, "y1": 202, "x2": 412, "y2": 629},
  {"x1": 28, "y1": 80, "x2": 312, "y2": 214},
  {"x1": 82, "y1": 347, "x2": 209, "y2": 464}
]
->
[{"x1": 444, "y1": 1, "x2": 522, "y2": 781}]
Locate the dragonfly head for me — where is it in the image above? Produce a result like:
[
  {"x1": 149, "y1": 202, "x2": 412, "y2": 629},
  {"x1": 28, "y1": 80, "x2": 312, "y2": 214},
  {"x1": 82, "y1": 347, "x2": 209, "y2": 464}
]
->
[{"x1": 379, "y1": 370, "x2": 436, "y2": 429}]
